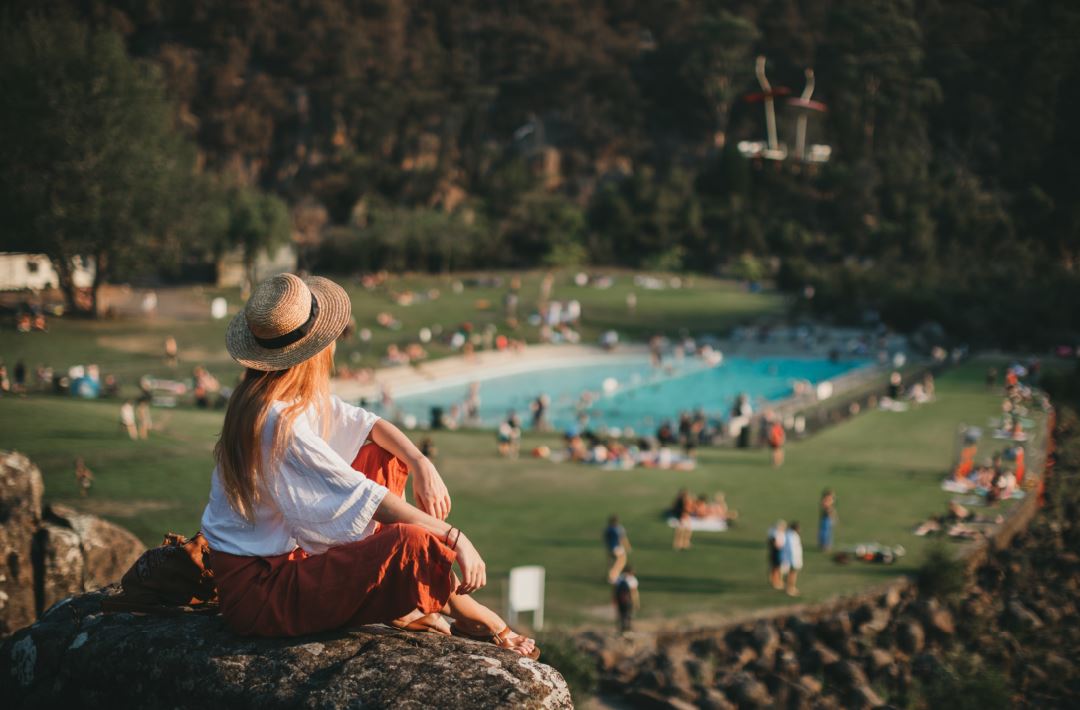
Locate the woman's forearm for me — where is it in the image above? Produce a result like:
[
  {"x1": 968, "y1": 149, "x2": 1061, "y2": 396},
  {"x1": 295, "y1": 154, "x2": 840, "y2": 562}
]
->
[
  {"x1": 371, "y1": 419, "x2": 425, "y2": 465},
  {"x1": 370, "y1": 418, "x2": 452, "y2": 520},
  {"x1": 373, "y1": 490, "x2": 451, "y2": 539}
]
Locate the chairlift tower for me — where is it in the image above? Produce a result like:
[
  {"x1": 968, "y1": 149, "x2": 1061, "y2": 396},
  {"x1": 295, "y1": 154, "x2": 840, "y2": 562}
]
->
[{"x1": 737, "y1": 58, "x2": 833, "y2": 168}]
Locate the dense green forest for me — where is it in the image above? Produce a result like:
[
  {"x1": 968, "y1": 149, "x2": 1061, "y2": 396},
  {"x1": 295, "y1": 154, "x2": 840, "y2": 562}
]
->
[{"x1": 3, "y1": 1, "x2": 1080, "y2": 345}]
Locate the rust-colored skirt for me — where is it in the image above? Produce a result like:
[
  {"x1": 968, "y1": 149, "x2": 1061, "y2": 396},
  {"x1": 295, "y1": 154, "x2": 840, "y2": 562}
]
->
[{"x1": 210, "y1": 445, "x2": 457, "y2": 637}]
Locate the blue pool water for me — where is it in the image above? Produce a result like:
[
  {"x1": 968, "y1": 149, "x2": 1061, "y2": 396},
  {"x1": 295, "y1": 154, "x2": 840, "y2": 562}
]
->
[{"x1": 380, "y1": 355, "x2": 869, "y2": 433}]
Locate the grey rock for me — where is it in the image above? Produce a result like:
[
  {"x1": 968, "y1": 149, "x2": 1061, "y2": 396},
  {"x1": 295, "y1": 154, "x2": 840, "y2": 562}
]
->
[
  {"x1": 817, "y1": 612, "x2": 852, "y2": 647},
  {"x1": 926, "y1": 608, "x2": 955, "y2": 636},
  {"x1": 801, "y1": 641, "x2": 840, "y2": 672},
  {"x1": 699, "y1": 687, "x2": 737, "y2": 710},
  {"x1": 627, "y1": 688, "x2": 699, "y2": 709},
  {"x1": 749, "y1": 620, "x2": 779, "y2": 661},
  {"x1": 1044, "y1": 652, "x2": 1073, "y2": 678},
  {"x1": 896, "y1": 619, "x2": 924, "y2": 654},
  {"x1": 776, "y1": 649, "x2": 801, "y2": 680},
  {"x1": 725, "y1": 671, "x2": 772, "y2": 709},
  {"x1": 0, "y1": 589, "x2": 571, "y2": 709},
  {"x1": 850, "y1": 683, "x2": 886, "y2": 708},
  {"x1": 868, "y1": 648, "x2": 894, "y2": 673},
  {"x1": 41, "y1": 505, "x2": 146, "y2": 598},
  {"x1": 0, "y1": 451, "x2": 44, "y2": 636},
  {"x1": 733, "y1": 645, "x2": 758, "y2": 669},
  {"x1": 857, "y1": 607, "x2": 892, "y2": 636},
  {"x1": 1003, "y1": 599, "x2": 1044, "y2": 631},
  {"x1": 825, "y1": 659, "x2": 869, "y2": 688},
  {"x1": 911, "y1": 652, "x2": 943, "y2": 680},
  {"x1": 798, "y1": 674, "x2": 823, "y2": 695}
]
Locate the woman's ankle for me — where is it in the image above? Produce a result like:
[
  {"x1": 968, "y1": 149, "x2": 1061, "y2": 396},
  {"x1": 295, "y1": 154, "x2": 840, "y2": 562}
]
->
[{"x1": 448, "y1": 597, "x2": 504, "y2": 634}]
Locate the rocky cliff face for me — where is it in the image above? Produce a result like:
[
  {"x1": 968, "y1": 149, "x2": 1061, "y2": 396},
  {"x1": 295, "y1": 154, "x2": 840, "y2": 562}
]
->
[
  {"x1": 0, "y1": 587, "x2": 572, "y2": 709},
  {"x1": 0, "y1": 451, "x2": 146, "y2": 636}
]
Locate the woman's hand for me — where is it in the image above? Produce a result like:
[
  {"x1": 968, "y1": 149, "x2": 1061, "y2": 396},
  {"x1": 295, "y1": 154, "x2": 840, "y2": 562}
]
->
[
  {"x1": 412, "y1": 457, "x2": 452, "y2": 520},
  {"x1": 454, "y1": 532, "x2": 487, "y2": 594}
]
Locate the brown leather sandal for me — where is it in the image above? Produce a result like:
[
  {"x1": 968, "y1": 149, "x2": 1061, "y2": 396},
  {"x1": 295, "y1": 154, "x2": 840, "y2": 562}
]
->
[
  {"x1": 451, "y1": 623, "x2": 541, "y2": 660},
  {"x1": 391, "y1": 612, "x2": 451, "y2": 635}
]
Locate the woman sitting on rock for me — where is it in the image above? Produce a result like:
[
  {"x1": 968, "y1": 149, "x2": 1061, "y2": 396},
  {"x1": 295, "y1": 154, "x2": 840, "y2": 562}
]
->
[{"x1": 201, "y1": 274, "x2": 537, "y2": 659}]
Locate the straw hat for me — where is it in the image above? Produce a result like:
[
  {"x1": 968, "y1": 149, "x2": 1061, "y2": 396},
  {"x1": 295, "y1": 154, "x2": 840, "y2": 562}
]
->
[{"x1": 226, "y1": 274, "x2": 351, "y2": 371}]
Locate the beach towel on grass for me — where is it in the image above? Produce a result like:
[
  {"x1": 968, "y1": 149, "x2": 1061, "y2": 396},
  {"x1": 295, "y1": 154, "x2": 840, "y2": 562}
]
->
[{"x1": 666, "y1": 516, "x2": 728, "y2": 532}]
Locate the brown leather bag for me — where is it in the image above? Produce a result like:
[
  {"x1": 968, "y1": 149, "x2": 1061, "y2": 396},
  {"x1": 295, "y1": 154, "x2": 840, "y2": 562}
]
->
[{"x1": 101, "y1": 532, "x2": 217, "y2": 614}]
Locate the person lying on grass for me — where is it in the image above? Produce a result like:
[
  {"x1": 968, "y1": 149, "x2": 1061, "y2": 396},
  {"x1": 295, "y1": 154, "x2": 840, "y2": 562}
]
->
[{"x1": 201, "y1": 274, "x2": 538, "y2": 659}]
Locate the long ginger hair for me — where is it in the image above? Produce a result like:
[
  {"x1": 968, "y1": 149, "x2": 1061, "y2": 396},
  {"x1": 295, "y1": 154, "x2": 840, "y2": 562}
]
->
[{"x1": 214, "y1": 345, "x2": 335, "y2": 521}]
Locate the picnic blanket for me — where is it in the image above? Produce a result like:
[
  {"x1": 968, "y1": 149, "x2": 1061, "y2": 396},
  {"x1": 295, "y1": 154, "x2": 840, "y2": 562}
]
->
[{"x1": 666, "y1": 516, "x2": 728, "y2": 532}]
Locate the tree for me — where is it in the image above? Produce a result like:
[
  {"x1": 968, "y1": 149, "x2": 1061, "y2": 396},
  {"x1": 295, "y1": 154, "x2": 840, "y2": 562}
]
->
[
  {"x1": 683, "y1": 11, "x2": 759, "y2": 144},
  {"x1": 0, "y1": 14, "x2": 196, "y2": 315},
  {"x1": 222, "y1": 187, "x2": 292, "y2": 293}
]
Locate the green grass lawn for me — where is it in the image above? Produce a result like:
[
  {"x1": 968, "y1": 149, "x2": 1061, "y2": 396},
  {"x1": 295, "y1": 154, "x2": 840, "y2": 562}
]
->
[
  {"x1": 0, "y1": 270, "x2": 784, "y2": 396},
  {"x1": 0, "y1": 360, "x2": 1022, "y2": 628}
]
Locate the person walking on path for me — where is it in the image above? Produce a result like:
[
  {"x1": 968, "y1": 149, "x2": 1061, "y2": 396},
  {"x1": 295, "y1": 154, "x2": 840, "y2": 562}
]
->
[
  {"x1": 819, "y1": 489, "x2": 837, "y2": 551},
  {"x1": 200, "y1": 274, "x2": 538, "y2": 658},
  {"x1": 604, "y1": 515, "x2": 632, "y2": 583},
  {"x1": 613, "y1": 566, "x2": 640, "y2": 633},
  {"x1": 782, "y1": 521, "x2": 804, "y2": 596}
]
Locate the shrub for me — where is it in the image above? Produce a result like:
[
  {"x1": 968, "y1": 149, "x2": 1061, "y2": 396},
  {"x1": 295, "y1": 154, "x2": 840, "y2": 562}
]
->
[
  {"x1": 914, "y1": 653, "x2": 1010, "y2": 710},
  {"x1": 534, "y1": 632, "x2": 598, "y2": 703},
  {"x1": 916, "y1": 542, "x2": 967, "y2": 600}
]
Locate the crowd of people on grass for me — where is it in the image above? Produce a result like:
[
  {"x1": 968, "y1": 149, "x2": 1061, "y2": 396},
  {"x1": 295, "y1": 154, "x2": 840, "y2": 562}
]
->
[
  {"x1": 944, "y1": 362, "x2": 1046, "y2": 506},
  {"x1": 670, "y1": 489, "x2": 739, "y2": 549},
  {"x1": 0, "y1": 331, "x2": 234, "y2": 444},
  {"x1": 877, "y1": 370, "x2": 937, "y2": 412},
  {"x1": 538, "y1": 426, "x2": 697, "y2": 470}
]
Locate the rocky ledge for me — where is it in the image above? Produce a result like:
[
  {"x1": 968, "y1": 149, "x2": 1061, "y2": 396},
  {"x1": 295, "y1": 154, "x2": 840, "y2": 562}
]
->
[{"x1": 1, "y1": 588, "x2": 572, "y2": 709}]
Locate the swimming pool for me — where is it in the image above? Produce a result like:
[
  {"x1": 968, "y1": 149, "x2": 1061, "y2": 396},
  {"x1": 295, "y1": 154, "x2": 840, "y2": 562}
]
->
[{"x1": 377, "y1": 355, "x2": 870, "y2": 433}]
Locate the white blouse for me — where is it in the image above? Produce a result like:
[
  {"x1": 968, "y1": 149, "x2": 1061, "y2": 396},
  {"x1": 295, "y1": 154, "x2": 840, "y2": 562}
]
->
[{"x1": 200, "y1": 395, "x2": 385, "y2": 557}]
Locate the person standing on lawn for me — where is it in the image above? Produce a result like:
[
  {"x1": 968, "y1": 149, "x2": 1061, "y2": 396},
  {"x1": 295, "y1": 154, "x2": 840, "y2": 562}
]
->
[
  {"x1": 782, "y1": 521, "x2": 804, "y2": 596},
  {"x1": 767, "y1": 413, "x2": 786, "y2": 467},
  {"x1": 613, "y1": 565, "x2": 640, "y2": 633},
  {"x1": 604, "y1": 515, "x2": 632, "y2": 583},
  {"x1": 819, "y1": 489, "x2": 837, "y2": 551}
]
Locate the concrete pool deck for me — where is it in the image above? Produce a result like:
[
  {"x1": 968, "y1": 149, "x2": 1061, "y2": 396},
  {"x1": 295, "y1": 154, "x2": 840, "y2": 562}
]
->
[{"x1": 332, "y1": 343, "x2": 645, "y2": 401}]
